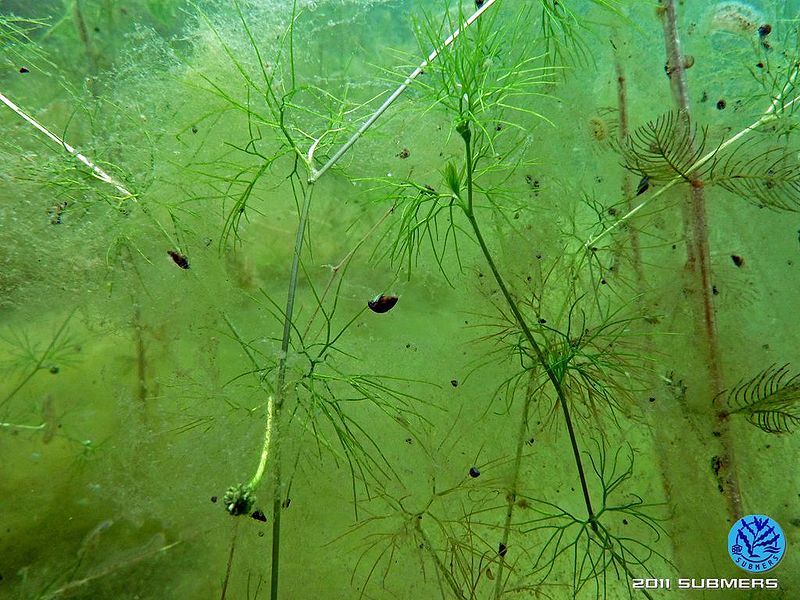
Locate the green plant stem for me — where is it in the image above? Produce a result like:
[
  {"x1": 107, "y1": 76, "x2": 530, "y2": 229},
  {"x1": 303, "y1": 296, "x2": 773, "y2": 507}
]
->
[
  {"x1": 266, "y1": 182, "x2": 315, "y2": 600},
  {"x1": 415, "y1": 518, "x2": 468, "y2": 600},
  {"x1": 458, "y1": 125, "x2": 597, "y2": 598}
]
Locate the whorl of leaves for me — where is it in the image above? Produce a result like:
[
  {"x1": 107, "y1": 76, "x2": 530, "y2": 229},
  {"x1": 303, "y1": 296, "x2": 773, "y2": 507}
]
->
[{"x1": 725, "y1": 364, "x2": 800, "y2": 433}]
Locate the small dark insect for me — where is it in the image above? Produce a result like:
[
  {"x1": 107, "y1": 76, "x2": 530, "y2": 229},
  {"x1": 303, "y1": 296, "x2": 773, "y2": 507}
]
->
[
  {"x1": 397, "y1": 148, "x2": 410, "y2": 159},
  {"x1": 469, "y1": 466, "x2": 480, "y2": 478},
  {"x1": 649, "y1": 397, "x2": 656, "y2": 403},
  {"x1": 498, "y1": 543, "x2": 507, "y2": 557},
  {"x1": 756, "y1": 62, "x2": 764, "y2": 69},
  {"x1": 450, "y1": 379, "x2": 458, "y2": 387},
  {"x1": 712, "y1": 285, "x2": 719, "y2": 295},
  {"x1": 537, "y1": 318, "x2": 547, "y2": 324},
  {"x1": 251, "y1": 509, "x2": 267, "y2": 522},
  {"x1": 636, "y1": 175, "x2": 650, "y2": 196},
  {"x1": 210, "y1": 496, "x2": 218, "y2": 503},
  {"x1": 623, "y1": 519, "x2": 629, "y2": 525},
  {"x1": 167, "y1": 250, "x2": 190, "y2": 269},
  {"x1": 19, "y1": 67, "x2": 29, "y2": 74},
  {"x1": 716, "y1": 99, "x2": 726, "y2": 110},
  {"x1": 367, "y1": 294, "x2": 398, "y2": 313},
  {"x1": 731, "y1": 254, "x2": 744, "y2": 267},
  {"x1": 758, "y1": 23, "x2": 772, "y2": 38}
]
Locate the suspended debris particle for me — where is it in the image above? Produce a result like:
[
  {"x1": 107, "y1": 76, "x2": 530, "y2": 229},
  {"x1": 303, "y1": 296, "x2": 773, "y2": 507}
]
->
[
  {"x1": 282, "y1": 498, "x2": 292, "y2": 508},
  {"x1": 191, "y1": 125, "x2": 198, "y2": 134},
  {"x1": 167, "y1": 250, "x2": 190, "y2": 269},
  {"x1": 498, "y1": 543, "x2": 508, "y2": 557},
  {"x1": 623, "y1": 518, "x2": 629, "y2": 525},
  {"x1": 49, "y1": 366, "x2": 59, "y2": 374},
  {"x1": 716, "y1": 99, "x2": 727, "y2": 110},
  {"x1": 251, "y1": 509, "x2": 267, "y2": 522},
  {"x1": 450, "y1": 379, "x2": 458, "y2": 387},
  {"x1": 636, "y1": 175, "x2": 650, "y2": 196},
  {"x1": 683, "y1": 55, "x2": 695, "y2": 69},
  {"x1": 49, "y1": 201, "x2": 68, "y2": 225},
  {"x1": 758, "y1": 23, "x2": 771, "y2": 37},
  {"x1": 538, "y1": 318, "x2": 547, "y2": 324},
  {"x1": 397, "y1": 148, "x2": 410, "y2": 159},
  {"x1": 701, "y1": 91, "x2": 708, "y2": 102},
  {"x1": 712, "y1": 285, "x2": 720, "y2": 295},
  {"x1": 756, "y1": 61, "x2": 764, "y2": 69},
  {"x1": 588, "y1": 116, "x2": 608, "y2": 141},
  {"x1": 526, "y1": 437, "x2": 535, "y2": 445},
  {"x1": 367, "y1": 294, "x2": 398, "y2": 313},
  {"x1": 210, "y1": 496, "x2": 218, "y2": 503},
  {"x1": 731, "y1": 254, "x2": 745, "y2": 267},
  {"x1": 18, "y1": 67, "x2": 29, "y2": 74},
  {"x1": 475, "y1": 0, "x2": 484, "y2": 7},
  {"x1": 469, "y1": 466, "x2": 480, "y2": 478},
  {"x1": 600, "y1": 278, "x2": 607, "y2": 285},
  {"x1": 649, "y1": 397, "x2": 656, "y2": 403},
  {"x1": 485, "y1": 567, "x2": 494, "y2": 580}
]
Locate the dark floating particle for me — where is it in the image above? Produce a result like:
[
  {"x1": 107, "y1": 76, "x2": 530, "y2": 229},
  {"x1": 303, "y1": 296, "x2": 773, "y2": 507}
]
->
[
  {"x1": 756, "y1": 61, "x2": 764, "y2": 69},
  {"x1": 367, "y1": 294, "x2": 398, "y2": 314},
  {"x1": 758, "y1": 23, "x2": 772, "y2": 37},
  {"x1": 475, "y1": 0, "x2": 484, "y2": 7},
  {"x1": 636, "y1": 175, "x2": 650, "y2": 196},
  {"x1": 397, "y1": 147, "x2": 410, "y2": 159},
  {"x1": 191, "y1": 125, "x2": 198, "y2": 134},
  {"x1": 716, "y1": 99, "x2": 727, "y2": 110},
  {"x1": 712, "y1": 284, "x2": 719, "y2": 295},
  {"x1": 469, "y1": 466, "x2": 480, "y2": 478},
  {"x1": 251, "y1": 509, "x2": 267, "y2": 522},
  {"x1": 49, "y1": 365, "x2": 59, "y2": 374},
  {"x1": 498, "y1": 542, "x2": 508, "y2": 557},
  {"x1": 19, "y1": 67, "x2": 29, "y2": 74},
  {"x1": 211, "y1": 496, "x2": 218, "y2": 503},
  {"x1": 450, "y1": 379, "x2": 458, "y2": 387},
  {"x1": 526, "y1": 437, "x2": 535, "y2": 445},
  {"x1": 167, "y1": 250, "x2": 190, "y2": 269},
  {"x1": 731, "y1": 254, "x2": 744, "y2": 267},
  {"x1": 649, "y1": 397, "x2": 656, "y2": 403},
  {"x1": 282, "y1": 498, "x2": 291, "y2": 508}
]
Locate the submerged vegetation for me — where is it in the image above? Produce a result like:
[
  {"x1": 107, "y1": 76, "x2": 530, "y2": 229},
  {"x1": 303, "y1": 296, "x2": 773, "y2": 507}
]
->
[{"x1": 1, "y1": 1, "x2": 799, "y2": 599}]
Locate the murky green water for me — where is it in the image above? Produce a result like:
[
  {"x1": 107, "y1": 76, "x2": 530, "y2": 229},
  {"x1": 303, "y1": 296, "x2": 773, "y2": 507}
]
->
[{"x1": 1, "y1": 1, "x2": 799, "y2": 598}]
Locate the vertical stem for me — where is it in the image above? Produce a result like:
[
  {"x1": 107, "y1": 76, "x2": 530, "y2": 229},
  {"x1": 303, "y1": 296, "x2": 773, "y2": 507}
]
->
[
  {"x1": 266, "y1": 182, "x2": 315, "y2": 600},
  {"x1": 614, "y1": 56, "x2": 646, "y2": 286},
  {"x1": 659, "y1": 0, "x2": 742, "y2": 520},
  {"x1": 458, "y1": 125, "x2": 597, "y2": 598}
]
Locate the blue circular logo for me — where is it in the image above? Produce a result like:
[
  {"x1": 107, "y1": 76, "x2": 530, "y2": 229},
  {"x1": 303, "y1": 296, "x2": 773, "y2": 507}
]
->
[{"x1": 728, "y1": 514, "x2": 786, "y2": 572}]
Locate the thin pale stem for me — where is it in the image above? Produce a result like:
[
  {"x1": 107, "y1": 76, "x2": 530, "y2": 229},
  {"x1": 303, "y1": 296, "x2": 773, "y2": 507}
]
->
[
  {"x1": 311, "y1": 0, "x2": 497, "y2": 183},
  {"x1": 0, "y1": 91, "x2": 133, "y2": 197}
]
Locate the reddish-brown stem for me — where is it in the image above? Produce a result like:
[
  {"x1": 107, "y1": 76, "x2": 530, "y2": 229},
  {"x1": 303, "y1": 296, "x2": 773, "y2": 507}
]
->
[{"x1": 659, "y1": 0, "x2": 743, "y2": 521}]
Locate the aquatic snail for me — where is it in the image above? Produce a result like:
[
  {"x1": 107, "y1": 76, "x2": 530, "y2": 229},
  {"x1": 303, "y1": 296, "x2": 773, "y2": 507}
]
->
[{"x1": 367, "y1": 294, "x2": 399, "y2": 313}]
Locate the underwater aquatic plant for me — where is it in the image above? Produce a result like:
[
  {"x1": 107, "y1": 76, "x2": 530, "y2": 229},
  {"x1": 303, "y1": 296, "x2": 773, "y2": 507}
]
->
[{"x1": 722, "y1": 364, "x2": 800, "y2": 433}]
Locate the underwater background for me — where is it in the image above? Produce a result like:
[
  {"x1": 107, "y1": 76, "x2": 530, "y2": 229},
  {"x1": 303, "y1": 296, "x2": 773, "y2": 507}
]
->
[{"x1": 1, "y1": 0, "x2": 799, "y2": 598}]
